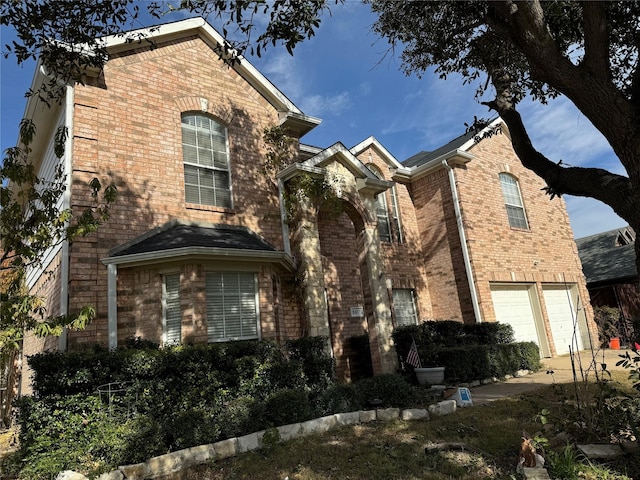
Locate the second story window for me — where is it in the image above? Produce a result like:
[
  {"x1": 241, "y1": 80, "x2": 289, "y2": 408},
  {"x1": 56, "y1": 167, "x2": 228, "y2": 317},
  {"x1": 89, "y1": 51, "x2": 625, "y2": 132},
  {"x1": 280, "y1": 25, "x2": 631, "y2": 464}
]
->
[
  {"x1": 368, "y1": 165, "x2": 392, "y2": 242},
  {"x1": 182, "y1": 113, "x2": 232, "y2": 208},
  {"x1": 499, "y1": 173, "x2": 529, "y2": 230}
]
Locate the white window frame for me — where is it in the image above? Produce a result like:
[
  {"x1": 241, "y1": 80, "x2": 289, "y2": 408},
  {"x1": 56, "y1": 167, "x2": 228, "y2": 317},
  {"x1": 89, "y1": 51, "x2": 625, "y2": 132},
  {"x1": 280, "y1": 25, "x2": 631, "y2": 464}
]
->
[
  {"x1": 206, "y1": 271, "x2": 260, "y2": 342},
  {"x1": 368, "y1": 165, "x2": 392, "y2": 242},
  {"x1": 499, "y1": 173, "x2": 529, "y2": 230},
  {"x1": 162, "y1": 273, "x2": 182, "y2": 345},
  {"x1": 182, "y1": 113, "x2": 233, "y2": 208},
  {"x1": 393, "y1": 289, "x2": 418, "y2": 326},
  {"x1": 389, "y1": 185, "x2": 403, "y2": 243}
]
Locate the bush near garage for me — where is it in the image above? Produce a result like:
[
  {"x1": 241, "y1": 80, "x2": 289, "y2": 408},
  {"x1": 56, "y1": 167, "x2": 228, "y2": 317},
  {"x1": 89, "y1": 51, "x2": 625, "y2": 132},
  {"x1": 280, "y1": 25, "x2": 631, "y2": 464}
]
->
[{"x1": 393, "y1": 321, "x2": 540, "y2": 382}]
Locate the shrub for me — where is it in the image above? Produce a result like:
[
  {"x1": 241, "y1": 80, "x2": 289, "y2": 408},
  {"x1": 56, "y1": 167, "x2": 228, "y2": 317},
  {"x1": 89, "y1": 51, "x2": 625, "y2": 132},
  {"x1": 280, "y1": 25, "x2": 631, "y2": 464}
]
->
[
  {"x1": 353, "y1": 374, "x2": 416, "y2": 408},
  {"x1": 311, "y1": 382, "x2": 360, "y2": 416},
  {"x1": 264, "y1": 389, "x2": 312, "y2": 425},
  {"x1": 16, "y1": 337, "x2": 338, "y2": 478}
]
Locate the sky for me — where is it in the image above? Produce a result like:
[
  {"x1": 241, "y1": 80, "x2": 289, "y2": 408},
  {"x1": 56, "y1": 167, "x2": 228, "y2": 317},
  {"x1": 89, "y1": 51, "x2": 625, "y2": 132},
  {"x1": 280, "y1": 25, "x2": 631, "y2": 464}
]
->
[{"x1": 0, "y1": 1, "x2": 628, "y2": 239}]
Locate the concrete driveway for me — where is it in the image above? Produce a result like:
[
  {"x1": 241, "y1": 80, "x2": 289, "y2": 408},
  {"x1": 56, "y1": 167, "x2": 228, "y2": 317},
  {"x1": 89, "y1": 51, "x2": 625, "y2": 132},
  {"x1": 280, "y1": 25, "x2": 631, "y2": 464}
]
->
[{"x1": 470, "y1": 348, "x2": 634, "y2": 405}]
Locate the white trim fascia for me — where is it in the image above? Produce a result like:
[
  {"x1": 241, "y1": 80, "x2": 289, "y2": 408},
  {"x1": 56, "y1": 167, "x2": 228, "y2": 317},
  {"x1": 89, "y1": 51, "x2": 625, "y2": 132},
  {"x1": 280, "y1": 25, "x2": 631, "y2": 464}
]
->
[
  {"x1": 300, "y1": 144, "x2": 323, "y2": 156},
  {"x1": 303, "y1": 142, "x2": 382, "y2": 180},
  {"x1": 391, "y1": 167, "x2": 413, "y2": 183},
  {"x1": 277, "y1": 162, "x2": 325, "y2": 181},
  {"x1": 458, "y1": 117, "x2": 505, "y2": 151},
  {"x1": 99, "y1": 17, "x2": 310, "y2": 119},
  {"x1": 350, "y1": 136, "x2": 404, "y2": 170},
  {"x1": 101, "y1": 246, "x2": 296, "y2": 271},
  {"x1": 407, "y1": 149, "x2": 475, "y2": 182},
  {"x1": 278, "y1": 111, "x2": 321, "y2": 137}
]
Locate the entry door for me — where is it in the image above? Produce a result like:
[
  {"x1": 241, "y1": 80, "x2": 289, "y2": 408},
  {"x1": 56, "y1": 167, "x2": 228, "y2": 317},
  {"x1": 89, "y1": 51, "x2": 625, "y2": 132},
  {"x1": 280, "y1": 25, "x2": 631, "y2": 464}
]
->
[
  {"x1": 490, "y1": 285, "x2": 543, "y2": 350},
  {"x1": 542, "y1": 286, "x2": 583, "y2": 355}
]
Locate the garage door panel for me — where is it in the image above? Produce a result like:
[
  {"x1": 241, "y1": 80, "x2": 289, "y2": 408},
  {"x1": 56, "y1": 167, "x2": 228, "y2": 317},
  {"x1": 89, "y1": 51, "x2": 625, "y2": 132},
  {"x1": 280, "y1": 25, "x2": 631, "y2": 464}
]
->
[
  {"x1": 491, "y1": 286, "x2": 540, "y2": 346},
  {"x1": 543, "y1": 286, "x2": 583, "y2": 355}
]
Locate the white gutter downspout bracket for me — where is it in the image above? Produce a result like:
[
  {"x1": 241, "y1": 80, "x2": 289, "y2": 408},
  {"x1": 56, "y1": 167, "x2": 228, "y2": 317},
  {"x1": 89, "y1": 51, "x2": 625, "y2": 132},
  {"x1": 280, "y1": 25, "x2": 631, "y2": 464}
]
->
[{"x1": 442, "y1": 160, "x2": 483, "y2": 323}]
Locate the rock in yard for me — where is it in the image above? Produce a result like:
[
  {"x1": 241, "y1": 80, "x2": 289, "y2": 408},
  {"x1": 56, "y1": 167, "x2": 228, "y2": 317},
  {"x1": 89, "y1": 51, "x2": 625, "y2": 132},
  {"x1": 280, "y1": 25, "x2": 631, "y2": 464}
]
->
[{"x1": 577, "y1": 444, "x2": 623, "y2": 460}]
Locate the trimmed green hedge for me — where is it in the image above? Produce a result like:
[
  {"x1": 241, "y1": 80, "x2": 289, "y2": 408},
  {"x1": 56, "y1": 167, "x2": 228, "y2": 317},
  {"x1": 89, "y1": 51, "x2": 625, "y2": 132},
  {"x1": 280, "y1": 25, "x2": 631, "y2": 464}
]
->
[
  {"x1": 11, "y1": 337, "x2": 421, "y2": 479},
  {"x1": 392, "y1": 321, "x2": 540, "y2": 382}
]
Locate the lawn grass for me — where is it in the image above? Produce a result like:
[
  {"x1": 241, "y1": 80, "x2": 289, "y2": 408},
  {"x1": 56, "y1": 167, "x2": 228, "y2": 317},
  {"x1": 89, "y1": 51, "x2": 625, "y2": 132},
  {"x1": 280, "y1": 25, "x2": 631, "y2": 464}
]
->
[{"x1": 158, "y1": 374, "x2": 638, "y2": 480}]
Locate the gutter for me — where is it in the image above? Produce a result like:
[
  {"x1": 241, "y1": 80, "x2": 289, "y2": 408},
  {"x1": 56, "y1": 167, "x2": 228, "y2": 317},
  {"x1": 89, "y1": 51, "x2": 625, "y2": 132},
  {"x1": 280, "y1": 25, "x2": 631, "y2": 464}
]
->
[{"x1": 442, "y1": 160, "x2": 483, "y2": 323}]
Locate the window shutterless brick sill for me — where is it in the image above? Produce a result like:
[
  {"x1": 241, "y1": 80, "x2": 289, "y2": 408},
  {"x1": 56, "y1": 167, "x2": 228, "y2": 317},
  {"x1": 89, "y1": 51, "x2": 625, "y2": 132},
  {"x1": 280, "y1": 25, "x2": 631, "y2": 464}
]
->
[{"x1": 186, "y1": 203, "x2": 235, "y2": 214}]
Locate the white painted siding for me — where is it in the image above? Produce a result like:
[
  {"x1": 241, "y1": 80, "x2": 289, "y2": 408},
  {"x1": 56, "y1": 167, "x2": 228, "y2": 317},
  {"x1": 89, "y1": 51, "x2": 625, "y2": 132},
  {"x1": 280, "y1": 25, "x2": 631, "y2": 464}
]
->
[{"x1": 25, "y1": 106, "x2": 67, "y2": 289}]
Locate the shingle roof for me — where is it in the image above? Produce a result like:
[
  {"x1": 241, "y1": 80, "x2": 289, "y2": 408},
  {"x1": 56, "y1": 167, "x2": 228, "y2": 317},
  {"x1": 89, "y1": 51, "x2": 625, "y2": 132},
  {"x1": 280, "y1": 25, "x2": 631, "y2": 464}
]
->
[
  {"x1": 575, "y1": 227, "x2": 637, "y2": 285},
  {"x1": 403, "y1": 129, "x2": 476, "y2": 168},
  {"x1": 112, "y1": 221, "x2": 277, "y2": 257}
]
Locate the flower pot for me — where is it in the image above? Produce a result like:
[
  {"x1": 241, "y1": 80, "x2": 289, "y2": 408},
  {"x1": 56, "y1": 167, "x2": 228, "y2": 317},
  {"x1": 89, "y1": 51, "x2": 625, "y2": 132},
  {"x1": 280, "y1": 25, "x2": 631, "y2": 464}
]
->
[
  {"x1": 415, "y1": 366, "x2": 445, "y2": 385},
  {"x1": 609, "y1": 337, "x2": 620, "y2": 350}
]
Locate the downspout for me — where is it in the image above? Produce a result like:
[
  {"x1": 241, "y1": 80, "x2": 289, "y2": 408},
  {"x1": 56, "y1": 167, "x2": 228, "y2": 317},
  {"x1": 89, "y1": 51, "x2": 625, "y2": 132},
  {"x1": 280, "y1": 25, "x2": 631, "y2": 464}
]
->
[
  {"x1": 58, "y1": 85, "x2": 75, "y2": 351},
  {"x1": 278, "y1": 178, "x2": 291, "y2": 256},
  {"x1": 442, "y1": 160, "x2": 483, "y2": 323},
  {"x1": 107, "y1": 264, "x2": 118, "y2": 350}
]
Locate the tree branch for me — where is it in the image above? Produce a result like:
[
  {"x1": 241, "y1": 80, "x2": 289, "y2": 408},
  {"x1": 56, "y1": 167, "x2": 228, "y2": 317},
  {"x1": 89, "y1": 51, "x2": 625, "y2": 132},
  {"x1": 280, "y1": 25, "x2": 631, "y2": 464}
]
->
[
  {"x1": 581, "y1": 1, "x2": 610, "y2": 80},
  {"x1": 484, "y1": 98, "x2": 634, "y2": 224}
]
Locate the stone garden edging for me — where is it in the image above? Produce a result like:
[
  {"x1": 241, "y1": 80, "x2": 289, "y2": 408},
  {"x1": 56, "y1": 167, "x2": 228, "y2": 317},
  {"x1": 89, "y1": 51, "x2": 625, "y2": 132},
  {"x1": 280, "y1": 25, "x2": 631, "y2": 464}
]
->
[{"x1": 57, "y1": 403, "x2": 455, "y2": 480}]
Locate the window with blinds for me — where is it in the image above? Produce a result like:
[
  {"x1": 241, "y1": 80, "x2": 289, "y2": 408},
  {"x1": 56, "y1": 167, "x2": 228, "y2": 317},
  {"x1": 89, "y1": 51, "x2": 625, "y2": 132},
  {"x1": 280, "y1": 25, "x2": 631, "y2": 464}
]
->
[
  {"x1": 393, "y1": 289, "x2": 418, "y2": 326},
  {"x1": 182, "y1": 113, "x2": 232, "y2": 208},
  {"x1": 163, "y1": 273, "x2": 181, "y2": 345},
  {"x1": 206, "y1": 272, "x2": 259, "y2": 342},
  {"x1": 499, "y1": 173, "x2": 529, "y2": 229}
]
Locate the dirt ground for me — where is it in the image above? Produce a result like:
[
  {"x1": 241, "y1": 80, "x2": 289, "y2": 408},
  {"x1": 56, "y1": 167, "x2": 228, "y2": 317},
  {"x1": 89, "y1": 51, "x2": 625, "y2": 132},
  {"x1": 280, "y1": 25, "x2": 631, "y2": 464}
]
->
[{"x1": 470, "y1": 348, "x2": 633, "y2": 405}]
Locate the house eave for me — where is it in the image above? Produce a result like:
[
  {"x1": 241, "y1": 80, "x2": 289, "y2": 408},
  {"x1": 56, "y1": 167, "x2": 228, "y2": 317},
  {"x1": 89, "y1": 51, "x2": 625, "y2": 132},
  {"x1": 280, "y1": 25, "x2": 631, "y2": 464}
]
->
[
  {"x1": 408, "y1": 149, "x2": 474, "y2": 182},
  {"x1": 102, "y1": 246, "x2": 296, "y2": 271},
  {"x1": 279, "y1": 111, "x2": 321, "y2": 137}
]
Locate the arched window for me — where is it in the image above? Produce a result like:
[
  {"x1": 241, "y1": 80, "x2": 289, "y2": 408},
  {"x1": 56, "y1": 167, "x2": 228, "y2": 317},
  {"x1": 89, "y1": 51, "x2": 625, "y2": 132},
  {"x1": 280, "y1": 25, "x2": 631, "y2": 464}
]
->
[
  {"x1": 368, "y1": 165, "x2": 392, "y2": 242},
  {"x1": 182, "y1": 113, "x2": 231, "y2": 208},
  {"x1": 499, "y1": 173, "x2": 529, "y2": 229}
]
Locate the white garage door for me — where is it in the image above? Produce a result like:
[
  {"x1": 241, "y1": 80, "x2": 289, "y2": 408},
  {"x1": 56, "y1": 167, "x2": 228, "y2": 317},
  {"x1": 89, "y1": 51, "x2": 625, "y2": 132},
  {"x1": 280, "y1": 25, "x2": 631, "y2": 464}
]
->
[
  {"x1": 543, "y1": 286, "x2": 583, "y2": 355},
  {"x1": 490, "y1": 285, "x2": 541, "y2": 347}
]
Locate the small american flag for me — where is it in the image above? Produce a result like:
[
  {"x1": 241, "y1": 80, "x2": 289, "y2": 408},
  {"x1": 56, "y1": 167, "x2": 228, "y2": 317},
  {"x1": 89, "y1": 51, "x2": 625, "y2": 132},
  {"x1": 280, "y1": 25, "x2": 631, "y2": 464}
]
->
[{"x1": 405, "y1": 338, "x2": 422, "y2": 369}]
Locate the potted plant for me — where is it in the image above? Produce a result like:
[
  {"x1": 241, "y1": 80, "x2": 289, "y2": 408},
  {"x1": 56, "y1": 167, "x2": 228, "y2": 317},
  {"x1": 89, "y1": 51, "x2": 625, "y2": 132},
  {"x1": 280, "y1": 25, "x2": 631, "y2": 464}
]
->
[{"x1": 405, "y1": 337, "x2": 445, "y2": 385}]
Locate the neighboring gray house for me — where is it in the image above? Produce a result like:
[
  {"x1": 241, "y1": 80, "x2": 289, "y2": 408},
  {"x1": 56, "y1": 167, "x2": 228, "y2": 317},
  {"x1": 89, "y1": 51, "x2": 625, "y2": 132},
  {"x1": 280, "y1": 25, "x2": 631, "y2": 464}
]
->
[{"x1": 576, "y1": 226, "x2": 639, "y2": 325}]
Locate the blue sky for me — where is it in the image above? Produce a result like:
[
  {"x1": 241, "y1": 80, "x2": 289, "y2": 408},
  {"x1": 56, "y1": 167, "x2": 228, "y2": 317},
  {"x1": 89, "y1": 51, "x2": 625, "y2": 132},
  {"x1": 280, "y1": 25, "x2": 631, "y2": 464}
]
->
[{"x1": 0, "y1": 2, "x2": 628, "y2": 239}]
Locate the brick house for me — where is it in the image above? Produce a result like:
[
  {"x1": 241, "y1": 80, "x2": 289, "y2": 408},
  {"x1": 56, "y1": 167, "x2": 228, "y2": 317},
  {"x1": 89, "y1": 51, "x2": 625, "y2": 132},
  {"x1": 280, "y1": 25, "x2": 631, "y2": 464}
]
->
[
  {"x1": 13, "y1": 17, "x2": 595, "y2": 397},
  {"x1": 576, "y1": 226, "x2": 639, "y2": 327}
]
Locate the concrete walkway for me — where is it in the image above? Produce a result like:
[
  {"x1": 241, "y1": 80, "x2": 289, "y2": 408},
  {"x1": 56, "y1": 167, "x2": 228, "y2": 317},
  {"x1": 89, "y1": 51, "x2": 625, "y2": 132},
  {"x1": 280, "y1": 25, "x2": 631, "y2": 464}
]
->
[{"x1": 470, "y1": 348, "x2": 634, "y2": 405}]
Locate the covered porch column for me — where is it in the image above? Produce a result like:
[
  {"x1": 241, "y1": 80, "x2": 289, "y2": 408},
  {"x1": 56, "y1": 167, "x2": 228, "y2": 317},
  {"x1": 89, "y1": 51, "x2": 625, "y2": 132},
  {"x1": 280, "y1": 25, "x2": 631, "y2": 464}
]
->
[
  {"x1": 292, "y1": 198, "x2": 331, "y2": 339},
  {"x1": 359, "y1": 196, "x2": 397, "y2": 375}
]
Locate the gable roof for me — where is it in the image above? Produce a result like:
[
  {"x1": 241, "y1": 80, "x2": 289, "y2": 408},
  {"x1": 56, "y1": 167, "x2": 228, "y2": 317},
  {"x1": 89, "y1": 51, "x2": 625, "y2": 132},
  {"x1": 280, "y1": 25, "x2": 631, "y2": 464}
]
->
[
  {"x1": 399, "y1": 118, "x2": 504, "y2": 181},
  {"x1": 23, "y1": 17, "x2": 321, "y2": 149},
  {"x1": 278, "y1": 141, "x2": 393, "y2": 195},
  {"x1": 576, "y1": 227, "x2": 638, "y2": 285},
  {"x1": 102, "y1": 220, "x2": 294, "y2": 270},
  {"x1": 403, "y1": 128, "x2": 477, "y2": 168}
]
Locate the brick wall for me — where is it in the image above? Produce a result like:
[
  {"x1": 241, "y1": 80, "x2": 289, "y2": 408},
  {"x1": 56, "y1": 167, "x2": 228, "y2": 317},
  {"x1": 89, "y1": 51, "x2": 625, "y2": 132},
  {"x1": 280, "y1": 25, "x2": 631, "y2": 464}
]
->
[
  {"x1": 66, "y1": 35, "x2": 293, "y2": 347},
  {"x1": 354, "y1": 146, "x2": 433, "y2": 321},
  {"x1": 318, "y1": 209, "x2": 368, "y2": 380},
  {"x1": 408, "y1": 168, "x2": 473, "y2": 322}
]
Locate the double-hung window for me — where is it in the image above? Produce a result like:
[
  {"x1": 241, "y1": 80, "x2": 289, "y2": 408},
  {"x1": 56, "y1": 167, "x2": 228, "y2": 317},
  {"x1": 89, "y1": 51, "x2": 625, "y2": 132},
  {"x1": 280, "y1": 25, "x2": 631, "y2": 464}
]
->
[
  {"x1": 389, "y1": 185, "x2": 403, "y2": 243},
  {"x1": 182, "y1": 114, "x2": 232, "y2": 208},
  {"x1": 368, "y1": 165, "x2": 392, "y2": 242},
  {"x1": 393, "y1": 289, "x2": 418, "y2": 326},
  {"x1": 162, "y1": 273, "x2": 181, "y2": 345},
  {"x1": 499, "y1": 173, "x2": 529, "y2": 229},
  {"x1": 206, "y1": 272, "x2": 259, "y2": 342}
]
